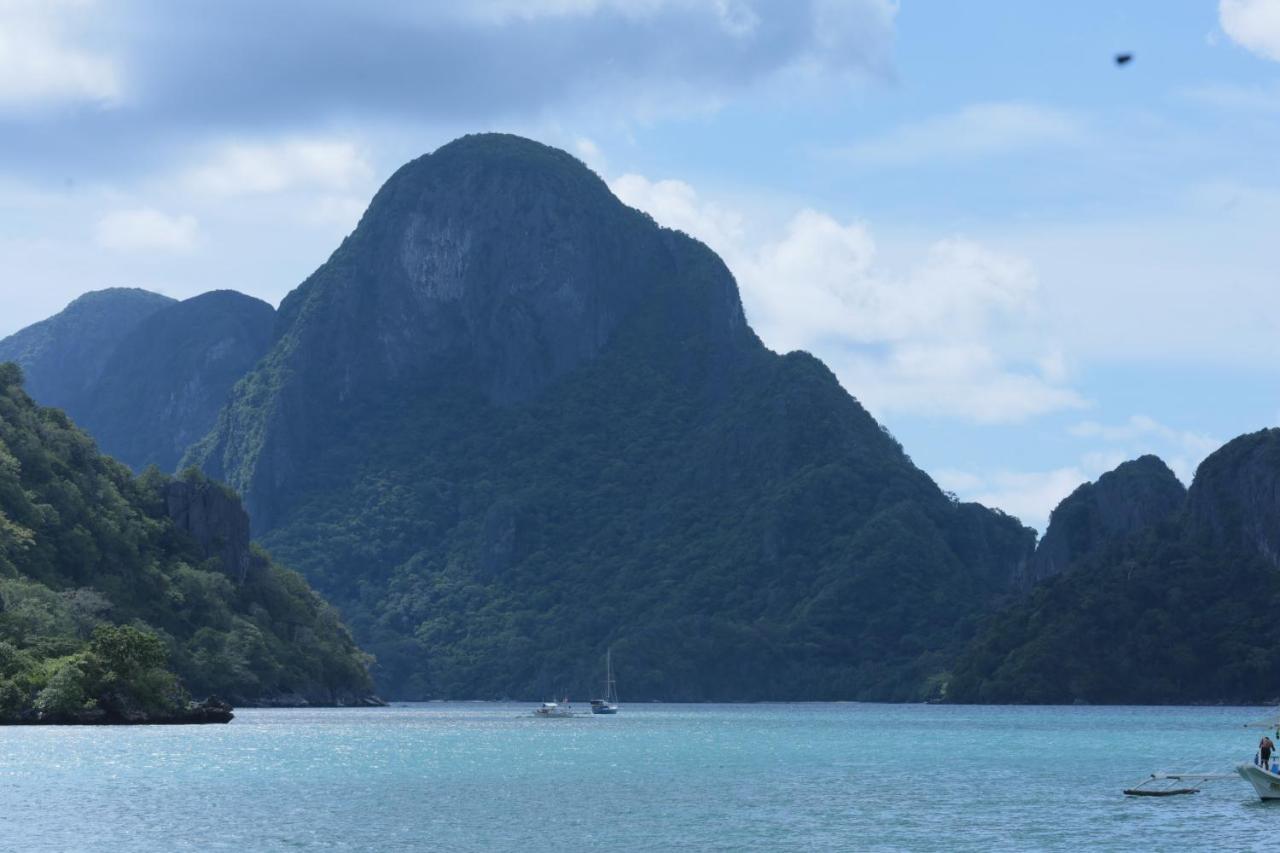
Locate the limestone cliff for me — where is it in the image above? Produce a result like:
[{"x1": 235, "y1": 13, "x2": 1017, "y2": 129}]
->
[
  {"x1": 165, "y1": 475, "x2": 257, "y2": 583},
  {"x1": 1187, "y1": 428, "x2": 1280, "y2": 568},
  {"x1": 1029, "y1": 455, "x2": 1186, "y2": 583}
]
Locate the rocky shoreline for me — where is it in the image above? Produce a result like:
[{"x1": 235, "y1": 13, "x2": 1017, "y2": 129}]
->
[{"x1": 1, "y1": 697, "x2": 235, "y2": 726}]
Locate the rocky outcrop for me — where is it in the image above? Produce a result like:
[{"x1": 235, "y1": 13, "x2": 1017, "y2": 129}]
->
[
  {"x1": 1188, "y1": 428, "x2": 1280, "y2": 567},
  {"x1": 1030, "y1": 455, "x2": 1186, "y2": 582},
  {"x1": 165, "y1": 476, "x2": 257, "y2": 582}
]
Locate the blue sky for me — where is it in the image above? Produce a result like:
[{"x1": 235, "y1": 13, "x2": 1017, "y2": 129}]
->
[{"x1": 1, "y1": 0, "x2": 1277, "y2": 529}]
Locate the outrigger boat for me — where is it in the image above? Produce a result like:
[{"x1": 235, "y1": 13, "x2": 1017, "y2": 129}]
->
[
  {"x1": 1124, "y1": 709, "x2": 1280, "y2": 800},
  {"x1": 533, "y1": 697, "x2": 574, "y2": 718},
  {"x1": 1123, "y1": 772, "x2": 1234, "y2": 797},
  {"x1": 1237, "y1": 761, "x2": 1280, "y2": 800}
]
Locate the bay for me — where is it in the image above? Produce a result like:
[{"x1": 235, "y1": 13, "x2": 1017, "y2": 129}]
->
[{"x1": 0, "y1": 703, "x2": 1272, "y2": 851}]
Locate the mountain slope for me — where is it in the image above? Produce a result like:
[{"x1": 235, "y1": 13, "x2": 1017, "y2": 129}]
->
[
  {"x1": 0, "y1": 289, "x2": 275, "y2": 472},
  {"x1": 0, "y1": 288, "x2": 175, "y2": 412},
  {"x1": 76, "y1": 290, "x2": 275, "y2": 471},
  {"x1": 189, "y1": 133, "x2": 1036, "y2": 701},
  {"x1": 0, "y1": 362, "x2": 372, "y2": 715},
  {"x1": 949, "y1": 431, "x2": 1280, "y2": 704}
]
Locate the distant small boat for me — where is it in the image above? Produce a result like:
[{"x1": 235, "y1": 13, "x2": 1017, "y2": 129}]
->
[
  {"x1": 534, "y1": 698, "x2": 574, "y2": 718},
  {"x1": 590, "y1": 649, "x2": 619, "y2": 715}
]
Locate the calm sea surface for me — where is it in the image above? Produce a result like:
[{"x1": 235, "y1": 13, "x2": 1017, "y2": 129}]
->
[{"x1": 1, "y1": 702, "x2": 1275, "y2": 851}]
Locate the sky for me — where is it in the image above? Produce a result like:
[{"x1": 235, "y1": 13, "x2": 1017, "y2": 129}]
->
[{"x1": 0, "y1": 0, "x2": 1278, "y2": 530}]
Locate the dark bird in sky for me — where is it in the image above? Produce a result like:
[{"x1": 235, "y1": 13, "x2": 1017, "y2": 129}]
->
[{"x1": 1115, "y1": 53, "x2": 1133, "y2": 66}]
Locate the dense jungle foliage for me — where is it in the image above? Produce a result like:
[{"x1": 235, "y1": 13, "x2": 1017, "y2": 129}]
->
[{"x1": 0, "y1": 363, "x2": 371, "y2": 720}]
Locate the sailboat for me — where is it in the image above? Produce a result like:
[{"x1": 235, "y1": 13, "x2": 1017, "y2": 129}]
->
[{"x1": 590, "y1": 649, "x2": 619, "y2": 715}]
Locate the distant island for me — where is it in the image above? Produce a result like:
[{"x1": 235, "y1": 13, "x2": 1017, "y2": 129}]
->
[{"x1": 3, "y1": 134, "x2": 1278, "y2": 706}]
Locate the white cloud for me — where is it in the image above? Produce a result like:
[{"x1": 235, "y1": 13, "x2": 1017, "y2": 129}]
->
[
  {"x1": 940, "y1": 416, "x2": 1222, "y2": 531},
  {"x1": 93, "y1": 208, "x2": 198, "y2": 252},
  {"x1": 184, "y1": 139, "x2": 374, "y2": 197},
  {"x1": 612, "y1": 173, "x2": 1084, "y2": 423},
  {"x1": 957, "y1": 461, "x2": 1085, "y2": 527},
  {"x1": 460, "y1": 0, "x2": 785, "y2": 39},
  {"x1": 837, "y1": 102, "x2": 1085, "y2": 167},
  {"x1": 1067, "y1": 415, "x2": 1218, "y2": 484},
  {"x1": 1221, "y1": 0, "x2": 1280, "y2": 62},
  {"x1": 0, "y1": 0, "x2": 120, "y2": 108},
  {"x1": 1179, "y1": 81, "x2": 1280, "y2": 112},
  {"x1": 1068, "y1": 415, "x2": 1219, "y2": 456},
  {"x1": 574, "y1": 137, "x2": 608, "y2": 173}
]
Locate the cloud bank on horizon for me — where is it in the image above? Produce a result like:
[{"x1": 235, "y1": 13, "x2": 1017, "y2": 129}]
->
[{"x1": 0, "y1": 0, "x2": 1277, "y2": 531}]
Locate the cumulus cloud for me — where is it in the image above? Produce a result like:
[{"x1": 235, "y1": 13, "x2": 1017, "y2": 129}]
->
[
  {"x1": 836, "y1": 101, "x2": 1085, "y2": 167},
  {"x1": 93, "y1": 208, "x2": 198, "y2": 252},
  {"x1": 612, "y1": 173, "x2": 1083, "y2": 423},
  {"x1": 0, "y1": 0, "x2": 120, "y2": 108},
  {"x1": 1221, "y1": 0, "x2": 1280, "y2": 62},
  {"x1": 939, "y1": 415, "x2": 1221, "y2": 531},
  {"x1": 1068, "y1": 415, "x2": 1219, "y2": 484},
  {"x1": 183, "y1": 138, "x2": 374, "y2": 197}
]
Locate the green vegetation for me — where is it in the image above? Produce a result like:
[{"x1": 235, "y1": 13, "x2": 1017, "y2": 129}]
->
[
  {"x1": 950, "y1": 431, "x2": 1280, "y2": 705},
  {"x1": 251, "y1": 321, "x2": 1032, "y2": 701},
  {"x1": 185, "y1": 134, "x2": 1036, "y2": 701},
  {"x1": 0, "y1": 362, "x2": 371, "y2": 721},
  {"x1": 948, "y1": 526, "x2": 1280, "y2": 704}
]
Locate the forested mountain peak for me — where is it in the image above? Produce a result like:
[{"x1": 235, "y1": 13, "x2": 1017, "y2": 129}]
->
[
  {"x1": 186, "y1": 135, "x2": 1037, "y2": 700},
  {"x1": 0, "y1": 288, "x2": 175, "y2": 412},
  {"x1": 1187, "y1": 428, "x2": 1280, "y2": 567},
  {"x1": 1029, "y1": 454, "x2": 1186, "y2": 582}
]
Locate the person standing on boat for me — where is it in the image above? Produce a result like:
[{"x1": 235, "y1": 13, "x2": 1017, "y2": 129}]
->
[{"x1": 1260, "y1": 735, "x2": 1274, "y2": 768}]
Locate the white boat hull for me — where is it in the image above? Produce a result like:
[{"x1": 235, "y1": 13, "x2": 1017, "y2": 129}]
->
[{"x1": 1237, "y1": 763, "x2": 1280, "y2": 800}]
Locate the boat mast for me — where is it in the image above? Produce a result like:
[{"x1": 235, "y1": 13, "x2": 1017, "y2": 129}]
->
[{"x1": 606, "y1": 647, "x2": 617, "y2": 704}]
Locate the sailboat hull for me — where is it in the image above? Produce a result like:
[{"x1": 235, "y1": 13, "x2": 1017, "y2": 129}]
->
[
  {"x1": 591, "y1": 705, "x2": 618, "y2": 715},
  {"x1": 1237, "y1": 763, "x2": 1280, "y2": 800}
]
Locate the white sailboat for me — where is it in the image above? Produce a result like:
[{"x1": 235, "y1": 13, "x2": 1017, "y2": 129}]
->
[{"x1": 590, "y1": 649, "x2": 619, "y2": 715}]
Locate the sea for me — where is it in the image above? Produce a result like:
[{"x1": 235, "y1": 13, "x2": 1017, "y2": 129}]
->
[{"x1": 0, "y1": 702, "x2": 1273, "y2": 851}]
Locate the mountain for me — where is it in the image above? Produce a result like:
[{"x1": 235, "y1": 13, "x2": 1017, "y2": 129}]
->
[
  {"x1": 0, "y1": 288, "x2": 175, "y2": 412},
  {"x1": 0, "y1": 362, "x2": 372, "y2": 721},
  {"x1": 0, "y1": 289, "x2": 275, "y2": 472},
  {"x1": 189, "y1": 133, "x2": 1036, "y2": 701},
  {"x1": 949, "y1": 430, "x2": 1280, "y2": 704},
  {"x1": 1028, "y1": 455, "x2": 1186, "y2": 583},
  {"x1": 75, "y1": 291, "x2": 275, "y2": 472}
]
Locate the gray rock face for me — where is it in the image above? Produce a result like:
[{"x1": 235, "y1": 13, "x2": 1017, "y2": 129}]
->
[
  {"x1": 165, "y1": 478, "x2": 256, "y2": 583},
  {"x1": 1188, "y1": 428, "x2": 1280, "y2": 567},
  {"x1": 1030, "y1": 455, "x2": 1186, "y2": 582},
  {"x1": 0, "y1": 288, "x2": 175, "y2": 411}
]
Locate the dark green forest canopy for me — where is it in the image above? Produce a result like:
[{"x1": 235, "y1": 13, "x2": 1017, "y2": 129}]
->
[
  {"x1": 187, "y1": 134, "x2": 1038, "y2": 701},
  {"x1": 0, "y1": 363, "x2": 371, "y2": 720},
  {"x1": 949, "y1": 430, "x2": 1280, "y2": 705}
]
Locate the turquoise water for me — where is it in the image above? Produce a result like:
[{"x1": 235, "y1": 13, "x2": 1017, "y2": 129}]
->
[{"x1": 0, "y1": 703, "x2": 1274, "y2": 851}]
